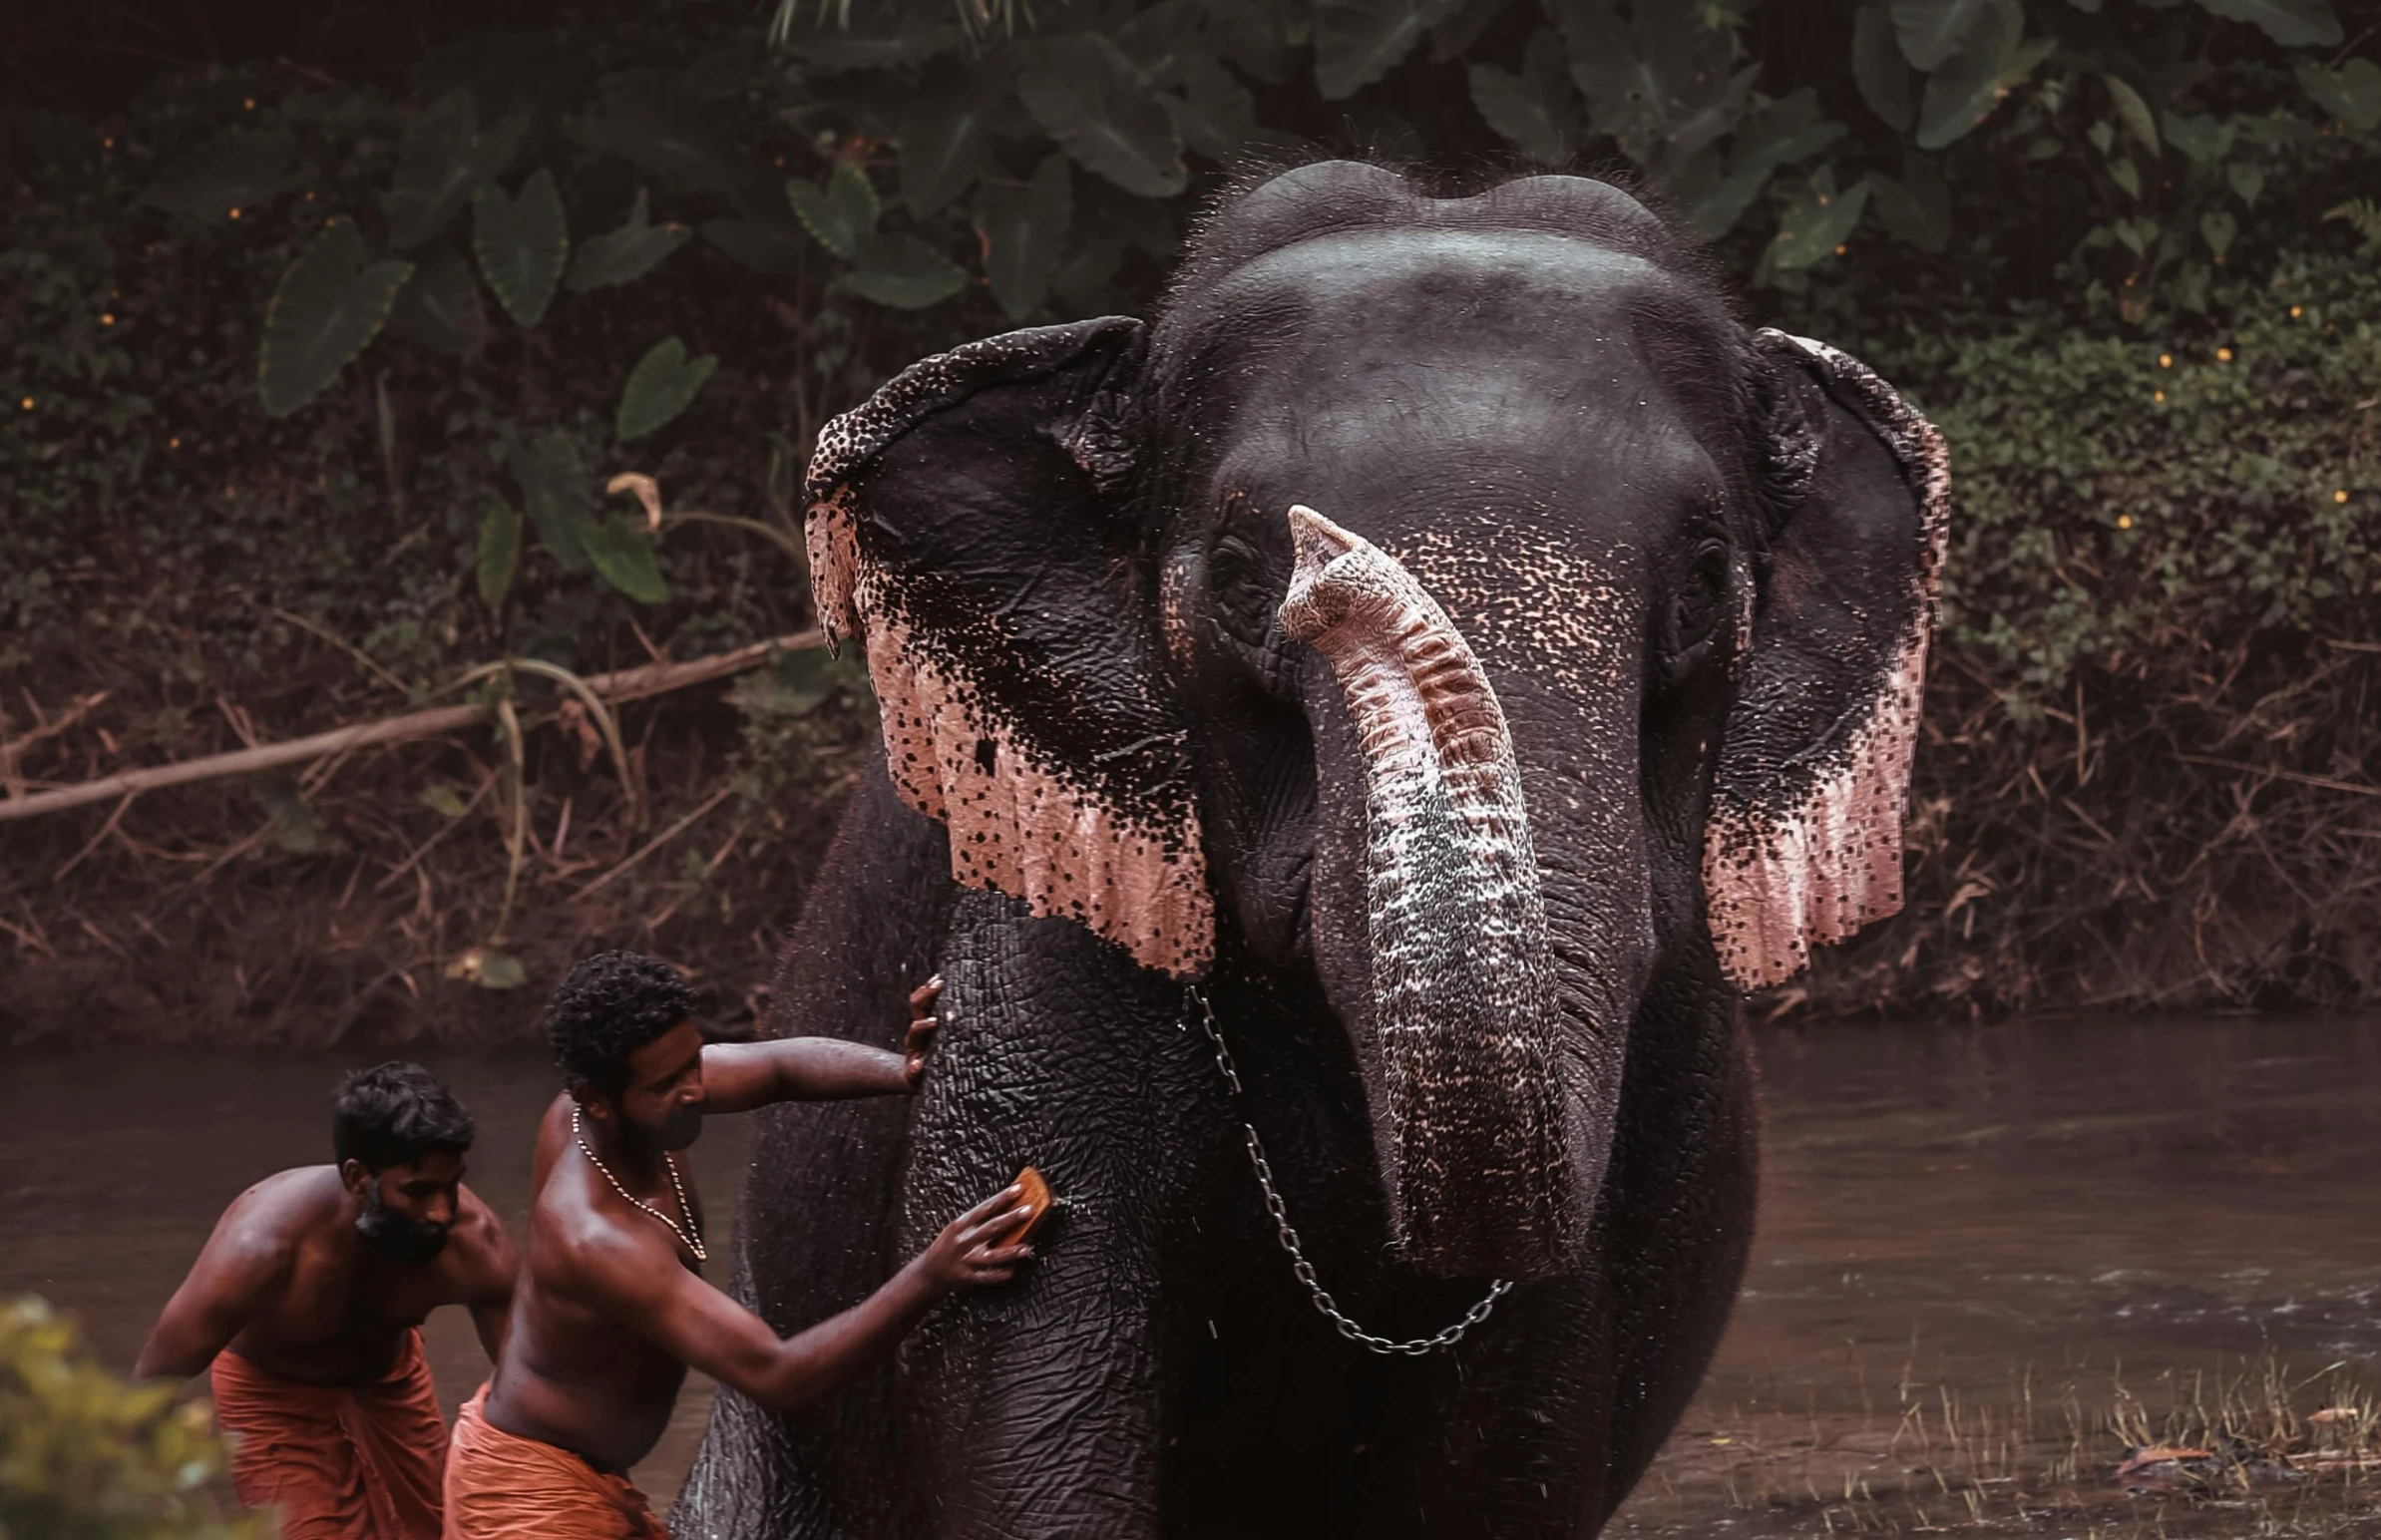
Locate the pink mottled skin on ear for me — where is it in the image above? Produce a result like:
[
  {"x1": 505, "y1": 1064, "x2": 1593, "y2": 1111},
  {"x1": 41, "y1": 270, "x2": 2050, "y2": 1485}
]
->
[
  {"x1": 1701, "y1": 333, "x2": 1951, "y2": 992},
  {"x1": 807, "y1": 485, "x2": 1214, "y2": 979}
]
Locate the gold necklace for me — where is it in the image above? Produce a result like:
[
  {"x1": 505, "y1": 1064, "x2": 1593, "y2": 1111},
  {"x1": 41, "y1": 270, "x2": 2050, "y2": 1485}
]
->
[{"x1": 572, "y1": 1106, "x2": 707, "y2": 1262}]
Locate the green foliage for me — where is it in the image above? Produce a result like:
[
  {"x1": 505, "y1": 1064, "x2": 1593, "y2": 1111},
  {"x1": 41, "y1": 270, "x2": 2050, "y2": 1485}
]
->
[
  {"x1": 1016, "y1": 35, "x2": 1189, "y2": 197},
  {"x1": 139, "y1": 131, "x2": 294, "y2": 219},
  {"x1": 788, "y1": 159, "x2": 883, "y2": 258},
  {"x1": 477, "y1": 497, "x2": 523, "y2": 610},
  {"x1": 616, "y1": 337, "x2": 718, "y2": 442},
  {"x1": 565, "y1": 191, "x2": 692, "y2": 292},
  {"x1": 256, "y1": 219, "x2": 412, "y2": 417},
  {"x1": 1847, "y1": 252, "x2": 2379, "y2": 702},
  {"x1": 383, "y1": 90, "x2": 527, "y2": 252},
  {"x1": 471, "y1": 170, "x2": 570, "y2": 327},
  {"x1": 0, "y1": 1296, "x2": 272, "y2": 1540},
  {"x1": 579, "y1": 515, "x2": 671, "y2": 605},
  {"x1": 981, "y1": 156, "x2": 1074, "y2": 319},
  {"x1": 508, "y1": 431, "x2": 595, "y2": 576}
]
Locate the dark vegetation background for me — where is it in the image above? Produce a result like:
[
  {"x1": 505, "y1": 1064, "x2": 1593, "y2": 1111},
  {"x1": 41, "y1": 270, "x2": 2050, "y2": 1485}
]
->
[{"x1": 2, "y1": 0, "x2": 2376, "y2": 1045}]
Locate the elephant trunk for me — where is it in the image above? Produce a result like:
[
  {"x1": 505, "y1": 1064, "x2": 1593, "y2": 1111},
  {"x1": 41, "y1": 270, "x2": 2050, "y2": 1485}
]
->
[{"x1": 1280, "y1": 505, "x2": 1579, "y2": 1279}]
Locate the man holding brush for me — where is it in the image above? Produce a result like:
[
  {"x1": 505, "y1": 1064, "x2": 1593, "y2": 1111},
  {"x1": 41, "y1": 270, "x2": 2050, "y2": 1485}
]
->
[{"x1": 444, "y1": 950, "x2": 1034, "y2": 1539}]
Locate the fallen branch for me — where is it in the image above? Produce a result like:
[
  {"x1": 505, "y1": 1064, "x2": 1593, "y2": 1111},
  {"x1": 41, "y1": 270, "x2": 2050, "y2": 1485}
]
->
[{"x1": 0, "y1": 632, "x2": 823, "y2": 826}]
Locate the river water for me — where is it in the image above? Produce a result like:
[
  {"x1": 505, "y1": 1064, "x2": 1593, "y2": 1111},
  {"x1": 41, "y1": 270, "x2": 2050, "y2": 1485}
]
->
[{"x1": 5, "y1": 1016, "x2": 2379, "y2": 1535}]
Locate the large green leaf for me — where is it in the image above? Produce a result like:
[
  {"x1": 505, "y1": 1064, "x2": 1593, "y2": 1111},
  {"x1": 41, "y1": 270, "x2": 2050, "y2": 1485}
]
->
[
  {"x1": 1869, "y1": 162, "x2": 1952, "y2": 250},
  {"x1": 1017, "y1": 36, "x2": 1187, "y2": 198},
  {"x1": 472, "y1": 170, "x2": 569, "y2": 326},
  {"x1": 2298, "y1": 59, "x2": 2381, "y2": 132},
  {"x1": 1467, "y1": 30, "x2": 1579, "y2": 165},
  {"x1": 787, "y1": 160, "x2": 880, "y2": 260},
  {"x1": 580, "y1": 75, "x2": 767, "y2": 206},
  {"x1": 1550, "y1": 0, "x2": 1753, "y2": 166},
  {"x1": 701, "y1": 217, "x2": 809, "y2": 275},
  {"x1": 565, "y1": 190, "x2": 691, "y2": 291},
  {"x1": 256, "y1": 218, "x2": 414, "y2": 418},
  {"x1": 382, "y1": 89, "x2": 528, "y2": 250},
  {"x1": 477, "y1": 496, "x2": 521, "y2": 610},
  {"x1": 1167, "y1": 56, "x2": 1261, "y2": 161},
  {"x1": 2200, "y1": 207, "x2": 2238, "y2": 259},
  {"x1": 1670, "y1": 88, "x2": 1842, "y2": 239},
  {"x1": 899, "y1": 94, "x2": 993, "y2": 218},
  {"x1": 1851, "y1": 6, "x2": 1916, "y2": 132},
  {"x1": 1315, "y1": 0, "x2": 1465, "y2": 100},
  {"x1": 1209, "y1": 0, "x2": 1299, "y2": 84},
  {"x1": 581, "y1": 515, "x2": 669, "y2": 603},
  {"x1": 509, "y1": 431, "x2": 593, "y2": 573},
  {"x1": 2109, "y1": 214, "x2": 2160, "y2": 255},
  {"x1": 2194, "y1": 0, "x2": 2340, "y2": 46},
  {"x1": 140, "y1": 130, "x2": 292, "y2": 217},
  {"x1": 1915, "y1": 0, "x2": 2048, "y2": 151},
  {"x1": 1112, "y1": 2, "x2": 1203, "y2": 88},
  {"x1": 1891, "y1": 0, "x2": 1990, "y2": 71},
  {"x1": 387, "y1": 247, "x2": 489, "y2": 357},
  {"x1": 1767, "y1": 169, "x2": 1871, "y2": 271},
  {"x1": 2161, "y1": 111, "x2": 2236, "y2": 164},
  {"x1": 980, "y1": 156, "x2": 1073, "y2": 321},
  {"x1": 2104, "y1": 76, "x2": 2161, "y2": 156},
  {"x1": 616, "y1": 336, "x2": 719, "y2": 441},
  {"x1": 728, "y1": 647, "x2": 856, "y2": 719},
  {"x1": 841, "y1": 232, "x2": 970, "y2": 310}
]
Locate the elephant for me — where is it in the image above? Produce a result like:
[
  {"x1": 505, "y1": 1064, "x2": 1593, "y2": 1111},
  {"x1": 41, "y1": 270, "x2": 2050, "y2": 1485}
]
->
[{"x1": 672, "y1": 161, "x2": 1947, "y2": 1540}]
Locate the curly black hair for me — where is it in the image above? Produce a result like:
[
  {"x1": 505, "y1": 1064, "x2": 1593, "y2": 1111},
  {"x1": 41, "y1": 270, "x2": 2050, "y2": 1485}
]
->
[
  {"x1": 541, "y1": 950, "x2": 703, "y2": 1097},
  {"x1": 332, "y1": 1062, "x2": 474, "y2": 1172}
]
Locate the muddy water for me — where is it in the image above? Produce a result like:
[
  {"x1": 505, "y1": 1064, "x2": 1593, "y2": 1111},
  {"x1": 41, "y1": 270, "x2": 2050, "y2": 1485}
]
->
[
  {"x1": 5, "y1": 1017, "x2": 2379, "y2": 1533},
  {"x1": 1615, "y1": 1014, "x2": 2381, "y2": 1538}
]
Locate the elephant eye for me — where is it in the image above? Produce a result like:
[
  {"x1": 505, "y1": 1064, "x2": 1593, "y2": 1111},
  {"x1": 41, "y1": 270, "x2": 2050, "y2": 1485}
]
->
[
  {"x1": 1208, "y1": 534, "x2": 1276, "y2": 646},
  {"x1": 1660, "y1": 537, "x2": 1732, "y2": 682}
]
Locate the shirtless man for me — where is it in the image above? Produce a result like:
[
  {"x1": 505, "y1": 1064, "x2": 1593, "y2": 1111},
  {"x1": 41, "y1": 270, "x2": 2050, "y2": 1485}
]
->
[
  {"x1": 137, "y1": 1061, "x2": 519, "y2": 1540},
  {"x1": 443, "y1": 950, "x2": 1032, "y2": 1539}
]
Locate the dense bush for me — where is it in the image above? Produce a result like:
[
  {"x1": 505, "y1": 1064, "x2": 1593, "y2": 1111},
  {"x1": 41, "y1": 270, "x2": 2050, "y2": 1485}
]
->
[
  {"x1": 0, "y1": 1296, "x2": 270, "y2": 1540},
  {"x1": 1887, "y1": 252, "x2": 2378, "y2": 702}
]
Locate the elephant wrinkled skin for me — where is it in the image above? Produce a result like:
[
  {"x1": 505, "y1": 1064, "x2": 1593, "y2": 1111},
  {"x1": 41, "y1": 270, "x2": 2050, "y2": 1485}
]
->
[{"x1": 673, "y1": 163, "x2": 1947, "y2": 1540}]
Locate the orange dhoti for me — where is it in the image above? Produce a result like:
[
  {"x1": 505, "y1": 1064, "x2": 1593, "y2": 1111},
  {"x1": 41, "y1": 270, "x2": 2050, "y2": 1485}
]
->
[
  {"x1": 442, "y1": 1385, "x2": 666, "y2": 1540},
  {"x1": 208, "y1": 1329, "x2": 448, "y2": 1540}
]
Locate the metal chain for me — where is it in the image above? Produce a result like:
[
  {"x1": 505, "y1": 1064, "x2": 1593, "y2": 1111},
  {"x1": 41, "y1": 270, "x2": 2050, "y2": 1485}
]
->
[
  {"x1": 573, "y1": 1105, "x2": 708, "y2": 1263},
  {"x1": 1186, "y1": 985, "x2": 1511, "y2": 1356}
]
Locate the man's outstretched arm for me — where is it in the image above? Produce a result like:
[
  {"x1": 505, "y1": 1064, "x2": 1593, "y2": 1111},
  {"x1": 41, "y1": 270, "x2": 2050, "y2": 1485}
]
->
[
  {"x1": 134, "y1": 1198, "x2": 291, "y2": 1379},
  {"x1": 594, "y1": 1178, "x2": 1029, "y2": 1411},
  {"x1": 701, "y1": 977, "x2": 943, "y2": 1114}
]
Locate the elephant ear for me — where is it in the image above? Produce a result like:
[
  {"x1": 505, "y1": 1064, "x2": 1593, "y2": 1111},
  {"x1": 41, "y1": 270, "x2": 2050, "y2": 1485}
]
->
[
  {"x1": 805, "y1": 317, "x2": 1214, "y2": 978},
  {"x1": 1702, "y1": 329, "x2": 1950, "y2": 992}
]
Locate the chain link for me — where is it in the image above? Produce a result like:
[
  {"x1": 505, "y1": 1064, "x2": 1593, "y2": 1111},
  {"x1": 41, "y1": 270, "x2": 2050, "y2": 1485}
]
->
[{"x1": 1186, "y1": 985, "x2": 1511, "y2": 1356}]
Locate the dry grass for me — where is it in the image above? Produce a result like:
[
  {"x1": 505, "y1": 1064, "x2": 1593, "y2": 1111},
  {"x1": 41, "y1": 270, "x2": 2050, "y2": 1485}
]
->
[{"x1": 1615, "y1": 1346, "x2": 2381, "y2": 1538}]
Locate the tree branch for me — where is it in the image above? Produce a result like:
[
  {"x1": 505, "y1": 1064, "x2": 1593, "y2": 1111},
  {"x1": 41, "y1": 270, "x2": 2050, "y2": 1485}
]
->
[{"x1": 0, "y1": 632, "x2": 823, "y2": 826}]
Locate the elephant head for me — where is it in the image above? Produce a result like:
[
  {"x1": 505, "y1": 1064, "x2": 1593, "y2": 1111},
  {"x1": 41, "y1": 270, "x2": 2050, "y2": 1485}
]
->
[{"x1": 803, "y1": 163, "x2": 1946, "y2": 1283}]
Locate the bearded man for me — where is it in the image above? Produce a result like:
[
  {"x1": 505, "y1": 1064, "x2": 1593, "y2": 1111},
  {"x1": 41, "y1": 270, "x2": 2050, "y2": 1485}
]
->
[
  {"x1": 444, "y1": 950, "x2": 1032, "y2": 1539},
  {"x1": 137, "y1": 1061, "x2": 520, "y2": 1539}
]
